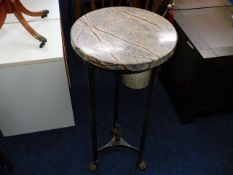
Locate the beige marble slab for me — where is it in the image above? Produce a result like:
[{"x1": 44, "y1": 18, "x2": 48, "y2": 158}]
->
[{"x1": 71, "y1": 7, "x2": 177, "y2": 71}]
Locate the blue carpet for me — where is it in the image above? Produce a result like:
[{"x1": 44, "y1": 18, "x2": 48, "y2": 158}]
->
[{"x1": 1, "y1": 1, "x2": 233, "y2": 175}]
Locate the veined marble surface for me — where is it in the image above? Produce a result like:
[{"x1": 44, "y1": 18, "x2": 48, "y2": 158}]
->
[{"x1": 71, "y1": 7, "x2": 177, "y2": 71}]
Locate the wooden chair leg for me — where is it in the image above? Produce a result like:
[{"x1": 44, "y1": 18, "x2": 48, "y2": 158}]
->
[
  {"x1": 11, "y1": 0, "x2": 47, "y2": 47},
  {"x1": 75, "y1": 0, "x2": 81, "y2": 19},
  {"x1": 0, "y1": 2, "x2": 7, "y2": 29},
  {"x1": 145, "y1": 0, "x2": 150, "y2": 10},
  {"x1": 152, "y1": 0, "x2": 163, "y2": 13},
  {"x1": 15, "y1": 0, "x2": 49, "y2": 18},
  {"x1": 110, "y1": 0, "x2": 113, "y2": 6},
  {"x1": 0, "y1": 150, "x2": 14, "y2": 172},
  {"x1": 91, "y1": 0, "x2": 96, "y2": 11},
  {"x1": 128, "y1": 0, "x2": 141, "y2": 8},
  {"x1": 101, "y1": 0, "x2": 105, "y2": 8}
]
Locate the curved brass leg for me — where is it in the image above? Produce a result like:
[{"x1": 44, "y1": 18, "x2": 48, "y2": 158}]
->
[
  {"x1": 15, "y1": 0, "x2": 49, "y2": 18},
  {"x1": 11, "y1": 0, "x2": 47, "y2": 47},
  {"x1": 0, "y1": 2, "x2": 7, "y2": 29}
]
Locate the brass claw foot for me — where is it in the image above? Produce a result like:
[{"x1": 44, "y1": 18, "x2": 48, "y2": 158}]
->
[
  {"x1": 136, "y1": 160, "x2": 147, "y2": 170},
  {"x1": 88, "y1": 161, "x2": 99, "y2": 172}
]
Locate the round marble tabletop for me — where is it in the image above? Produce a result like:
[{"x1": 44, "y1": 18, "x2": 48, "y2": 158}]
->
[{"x1": 71, "y1": 7, "x2": 177, "y2": 71}]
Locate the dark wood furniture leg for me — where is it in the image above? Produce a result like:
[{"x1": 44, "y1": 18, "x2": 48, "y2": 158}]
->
[
  {"x1": 0, "y1": 2, "x2": 7, "y2": 29},
  {"x1": 75, "y1": 0, "x2": 81, "y2": 19},
  {"x1": 0, "y1": 150, "x2": 14, "y2": 175}
]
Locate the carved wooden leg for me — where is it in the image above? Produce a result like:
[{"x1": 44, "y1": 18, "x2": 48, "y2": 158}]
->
[
  {"x1": 101, "y1": 0, "x2": 105, "y2": 7},
  {"x1": 152, "y1": 0, "x2": 163, "y2": 13},
  {"x1": 15, "y1": 0, "x2": 49, "y2": 18},
  {"x1": 110, "y1": 0, "x2": 113, "y2": 6},
  {"x1": 75, "y1": 0, "x2": 81, "y2": 19},
  {"x1": 90, "y1": 0, "x2": 96, "y2": 11},
  {"x1": 0, "y1": 150, "x2": 14, "y2": 173},
  {"x1": 128, "y1": 0, "x2": 141, "y2": 8},
  {"x1": 11, "y1": 0, "x2": 47, "y2": 47},
  {"x1": 0, "y1": 2, "x2": 7, "y2": 29},
  {"x1": 145, "y1": 0, "x2": 150, "y2": 10}
]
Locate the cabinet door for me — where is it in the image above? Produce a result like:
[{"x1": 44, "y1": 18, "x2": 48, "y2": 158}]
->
[{"x1": 161, "y1": 22, "x2": 202, "y2": 123}]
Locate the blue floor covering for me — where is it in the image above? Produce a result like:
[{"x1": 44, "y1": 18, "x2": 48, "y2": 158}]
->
[{"x1": 0, "y1": 1, "x2": 232, "y2": 175}]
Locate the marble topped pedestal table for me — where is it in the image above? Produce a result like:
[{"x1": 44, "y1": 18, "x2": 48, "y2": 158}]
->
[{"x1": 71, "y1": 7, "x2": 177, "y2": 171}]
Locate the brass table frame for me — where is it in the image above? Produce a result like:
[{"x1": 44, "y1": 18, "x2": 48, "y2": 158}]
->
[{"x1": 86, "y1": 63, "x2": 159, "y2": 171}]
